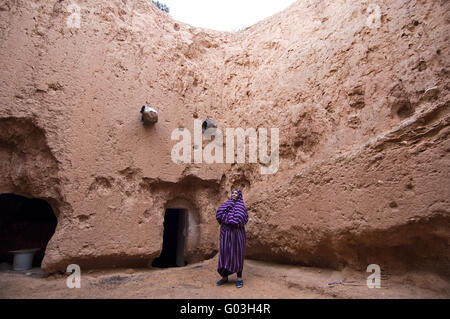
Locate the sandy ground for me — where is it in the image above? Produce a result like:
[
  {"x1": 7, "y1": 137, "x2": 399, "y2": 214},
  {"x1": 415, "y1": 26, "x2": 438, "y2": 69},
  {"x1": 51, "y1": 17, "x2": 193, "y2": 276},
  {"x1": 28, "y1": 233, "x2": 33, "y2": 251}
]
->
[{"x1": 0, "y1": 256, "x2": 449, "y2": 299}]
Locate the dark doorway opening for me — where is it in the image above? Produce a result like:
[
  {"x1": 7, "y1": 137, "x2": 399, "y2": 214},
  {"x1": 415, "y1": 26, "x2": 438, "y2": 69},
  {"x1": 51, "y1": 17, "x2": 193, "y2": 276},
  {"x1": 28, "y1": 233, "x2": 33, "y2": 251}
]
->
[
  {"x1": 0, "y1": 194, "x2": 57, "y2": 268},
  {"x1": 152, "y1": 208, "x2": 187, "y2": 268}
]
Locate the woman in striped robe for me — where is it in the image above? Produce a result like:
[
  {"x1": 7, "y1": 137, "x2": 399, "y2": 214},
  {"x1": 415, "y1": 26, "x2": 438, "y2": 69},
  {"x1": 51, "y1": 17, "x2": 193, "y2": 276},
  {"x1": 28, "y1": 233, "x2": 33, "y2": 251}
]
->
[{"x1": 215, "y1": 189, "x2": 248, "y2": 288}]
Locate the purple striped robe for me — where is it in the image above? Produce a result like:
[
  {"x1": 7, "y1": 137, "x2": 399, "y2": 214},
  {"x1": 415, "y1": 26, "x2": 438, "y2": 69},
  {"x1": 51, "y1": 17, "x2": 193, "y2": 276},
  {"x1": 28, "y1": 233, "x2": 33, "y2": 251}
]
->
[{"x1": 216, "y1": 189, "x2": 248, "y2": 277}]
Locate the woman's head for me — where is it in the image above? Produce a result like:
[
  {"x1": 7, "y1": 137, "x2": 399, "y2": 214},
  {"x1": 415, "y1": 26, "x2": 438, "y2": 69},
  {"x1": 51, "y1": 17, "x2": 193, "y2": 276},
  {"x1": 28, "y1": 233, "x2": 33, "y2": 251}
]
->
[{"x1": 231, "y1": 189, "x2": 242, "y2": 201}]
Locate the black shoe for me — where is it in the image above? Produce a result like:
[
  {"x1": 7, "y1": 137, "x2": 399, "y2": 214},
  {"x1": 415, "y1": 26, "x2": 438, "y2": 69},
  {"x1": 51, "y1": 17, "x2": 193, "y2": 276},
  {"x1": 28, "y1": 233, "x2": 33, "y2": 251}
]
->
[
  {"x1": 216, "y1": 278, "x2": 228, "y2": 286},
  {"x1": 236, "y1": 280, "x2": 243, "y2": 288}
]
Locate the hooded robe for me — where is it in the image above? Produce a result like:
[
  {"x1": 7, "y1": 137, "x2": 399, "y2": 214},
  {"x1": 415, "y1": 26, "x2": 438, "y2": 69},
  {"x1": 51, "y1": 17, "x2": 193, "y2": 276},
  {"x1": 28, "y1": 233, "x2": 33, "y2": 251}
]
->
[{"x1": 215, "y1": 189, "x2": 248, "y2": 277}]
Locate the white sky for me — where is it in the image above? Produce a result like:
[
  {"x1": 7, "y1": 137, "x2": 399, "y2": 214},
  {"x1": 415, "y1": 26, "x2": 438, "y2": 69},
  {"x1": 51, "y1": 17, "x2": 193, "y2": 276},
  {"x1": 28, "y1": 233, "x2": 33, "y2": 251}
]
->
[{"x1": 160, "y1": 0, "x2": 298, "y2": 31}]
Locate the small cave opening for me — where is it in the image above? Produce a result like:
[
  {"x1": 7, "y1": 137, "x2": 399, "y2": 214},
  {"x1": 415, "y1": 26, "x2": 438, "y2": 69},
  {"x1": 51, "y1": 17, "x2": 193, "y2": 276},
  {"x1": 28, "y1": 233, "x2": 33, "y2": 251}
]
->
[
  {"x1": 152, "y1": 208, "x2": 188, "y2": 268},
  {"x1": 0, "y1": 194, "x2": 57, "y2": 269}
]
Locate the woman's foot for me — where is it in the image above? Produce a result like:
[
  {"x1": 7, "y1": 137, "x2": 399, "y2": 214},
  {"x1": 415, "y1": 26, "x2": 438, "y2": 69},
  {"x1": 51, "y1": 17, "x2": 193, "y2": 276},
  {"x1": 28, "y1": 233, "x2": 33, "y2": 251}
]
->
[
  {"x1": 236, "y1": 279, "x2": 243, "y2": 288},
  {"x1": 216, "y1": 277, "x2": 228, "y2": 286}
]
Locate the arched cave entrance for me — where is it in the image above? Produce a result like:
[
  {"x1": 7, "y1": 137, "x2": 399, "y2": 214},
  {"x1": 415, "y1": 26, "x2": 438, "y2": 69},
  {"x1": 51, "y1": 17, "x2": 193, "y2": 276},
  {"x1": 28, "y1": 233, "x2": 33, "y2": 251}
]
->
[
  {"x1": 152, "y1": 208, "x2": 188, "y2": 268},
  {"x1": 0, "y1": 193, "x2": 57, "y2": 268}
]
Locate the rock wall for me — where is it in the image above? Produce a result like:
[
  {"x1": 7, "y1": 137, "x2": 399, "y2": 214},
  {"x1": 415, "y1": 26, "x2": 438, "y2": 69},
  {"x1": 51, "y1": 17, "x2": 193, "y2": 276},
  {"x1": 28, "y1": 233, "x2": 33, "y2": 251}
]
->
[{"x1": 0, "y1": 0, "x2": 448, "y2": 277}]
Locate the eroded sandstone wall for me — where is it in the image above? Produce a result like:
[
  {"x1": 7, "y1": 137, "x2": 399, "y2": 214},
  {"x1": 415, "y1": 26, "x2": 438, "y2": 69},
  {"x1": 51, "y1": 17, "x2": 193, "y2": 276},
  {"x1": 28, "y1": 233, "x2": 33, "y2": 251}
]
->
[{"x1": 0, "y1": 0, "x2": 448, "y2": 276}]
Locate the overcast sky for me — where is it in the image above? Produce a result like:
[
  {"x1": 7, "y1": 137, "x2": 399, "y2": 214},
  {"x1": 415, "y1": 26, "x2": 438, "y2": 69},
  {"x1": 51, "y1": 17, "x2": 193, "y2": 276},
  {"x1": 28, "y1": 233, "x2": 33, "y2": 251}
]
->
[{"x1": 160, "y1": 0, "x2": 298, "y2": 31}]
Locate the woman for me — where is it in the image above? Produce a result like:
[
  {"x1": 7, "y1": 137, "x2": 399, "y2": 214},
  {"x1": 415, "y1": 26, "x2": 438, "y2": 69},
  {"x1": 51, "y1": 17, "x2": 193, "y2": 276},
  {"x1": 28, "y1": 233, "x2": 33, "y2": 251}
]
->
[{"x1": 215, "y1": 189, "x2": 248, "y2": 288}]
